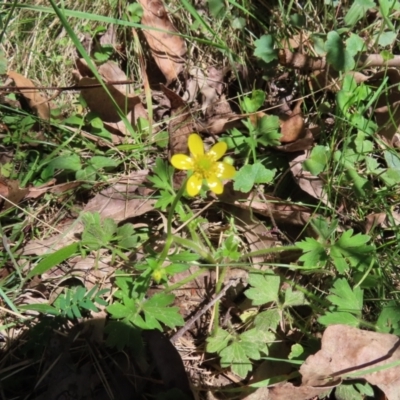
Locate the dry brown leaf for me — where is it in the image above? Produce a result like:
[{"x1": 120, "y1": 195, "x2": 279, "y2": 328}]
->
[
  {"x1": 364, "y1": 211, "x2": 400, "y2": 234},
  {"x1": 371, "y1": 69, "x2": 400, "y2": 145},
  {"x1": 84, "y1": 174, "x2": 155, "y2": 222},
  {"x1": 75, "y1": 60, "x2": 149, "y2": 138},
  {"x1": 300, "y1": 324, "x2": 400, "y2": 400},
  {"x1": 218, "y1": 184, "x2": 313, "y2": 226},
  {"x1": 161, "y1": 85, "x2": 193, "y2": 187},
  {"x1": 194, "y1": 114, "x2": 243, "y2": 135},
  {"x1": 289, "y1": 151, "x2": 330, "y2": 205},
  {"x1": 268, "y1": 382, "x2": 330, "y2": 400},
  {"x1": 279, "y1": 100, "x2": 305, "y2": 143},
  {"x1": 23, "y1": 171, "x2": 154, "y2": 256},
  {"x1": 138, "y1": 0, "x2": 186, "y2": 84},
  {"x1": 0, "y1": 177, "x2": 28, "y2": 211},
  {"x1": 26, "y1": 181, "x2": 82, "y2": 199},
  {"x1": 7, "y1": 71, "x2": 51, "y2": 119}
]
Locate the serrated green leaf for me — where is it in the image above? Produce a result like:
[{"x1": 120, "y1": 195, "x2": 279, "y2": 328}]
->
[
  {"x1": 246, "y1": 273, "x2": 280, "y2": 305},
  {"x1": 233, "y1": 163, "x2": 275, "y2": 193},
  {"x1": 355, "y1": 382, "x2": 374, "y2": 397},
  {"x1": 283, "y1": 288, "x2": 307, "y2": 308},
  {"x1": 318, "y1": 311, "x2": 361, "y2": 327},
  {"x1": 257, "y1": 115, "x2": 282, "y2": 146},
  {"x1": 254, "y1": 35, "x2": 278, "y2": 64},
  {"x1": 325, "y1": 31, "x2": 354, "y2": 71},
  {"x1": 327, "y1": 278, "x2": 363, "y2": 313},
  {"x1": 207, "y1": 328, "x2": 233, "y2": 353},
  {"x1": 297, "y1": 237, "x2": 328, "y2": 268},
  {"x1": 165, "y1": 263, "x2": 190, "y2": 275},
  {"x1": 335, "y1": 383, "x2": 363, "y2": 400},
  {"x1": 104, "y1": 320, "x2": 144, "y2": 352},
  {"x1": 142, "y1": 293, "x2": 184, "y2": 329},
  {"x1": 220, "y1": 342, "x2": 252, "y2": 378},
  {"x1": 254, "y1": 309, "x2": 281, "y2": 331},
  {"x1": 106, "y1": 302, "x2": 132, "y2": 319},
  {"x1": 240, "y1": 328, "x2": 270, "y2": 357}
]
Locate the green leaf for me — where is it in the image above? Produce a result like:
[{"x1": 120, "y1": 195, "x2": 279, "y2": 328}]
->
[
  {"x1": 241, "y1": 90, "x2": 265, "y2": 113},
  {"x1": 106, "y1": 301, "x2": 132, "y2": 319},
  {"x1": 207, "y1": 0, "x2": 224, "y2": 18},
  {"x1": 289, "y1": 13, "x2": 306, "y2": 28},
  {"x1": 19, "y1": 303, "x2": 59, "y2": 315},
  {"x1": 165, "y1": 263, "x2": 190, "y2": 275},
  {"x1": 303, "y1": 145, "x2": 329, "y2": 175},
  {"x1": 105, "y1": 320, "x2": 144, "y2": 352},
  {"x1": 254, "y1": 309, "x2": 281, "y2": 332},
  {"x1": 379, "y1": 0, "x2": 397, "y2": 30},
  {"x1": 28, "y1": 242, "x2": 79, "y2": 279},
  {"x1": 384, "y1": 150, "x2": 400, "y2": 171},
  {"x1": 288, "y1": 344, "x2": 304, "y2": 359},
  {"x1": 375, "y1": 30, "x2": 397, "y2": 46},
  {"x1": 94, "y1": 44, "x2": 114, "y2": 62},
  {"x1": 254, "y1": 35, "x2": 278, "y2": 64},
  {"x1": 89, "y1": 156, "x2": 119, "y2": 169},
  {"x1": 256, "y1": 115, "x2": 282, "y2": 146},
  {"x1": 376, "y1": 301, "x2": 400, "y2": 333},
  {"x1": 297, "y1": 237, "x2": 328, "y2": 268},
  {"x1": 344, "y1": 0, "x2": 376, "y2": 26},
  {"x1": 207, "y1": 328, "x2": 233, "y2": 353},
  {"x1": 335, "y1": 383, "x2": 364, "y2": 400},
  {"x1": 331, "y1": 229, "x2": 374, "y2": 272},
  {"x1": 220, "y1": 341, "x2": 252, "y2": 378},
  {"x1": 142, "y1": 293, "x2": 184, "y2": 330},
  {"x1": 318, "y1": 311, "x2": 361, "y2": 327},
  {"x1": 148, "y1": 158, "x2": 173, "y2": 191},
  {"x1": 233, "y1": 163, "x2": 275, "y2": 193},
  {"x1": 345, "y1": 33, "x2": 366, "y2": 56},
  {"x1": 327, "y1": 278, "x2": 363, "y2": 314},
  {"x1": 47, "y1": 153, "x2": 82, "y2": 172},
  {"x1": 283, "y1": 288, "x2": 307, "y2": 308},
  {"x1": 245, "y1": 273, "x2": 280, "y2": 305},
  {"x1": 325, "y1": 31, "x2": 354, "y2": 71},
  {"x1": 169, "y1": 251, "x2": 200, "y2": 262}
]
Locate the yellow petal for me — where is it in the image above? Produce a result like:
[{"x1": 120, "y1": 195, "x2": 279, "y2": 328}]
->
[
  {"x1": 171, "y1": 154, "x2": 194, "y2": 170},
  {"x1": 187, "y1": 174, "x2": 202, "y2": 196},
  {"x1": 215, "y1": 162, "x2": 236, "y2": 179},
  {"x1": 207, "y1": 175, "x2": 224, "y2": 194},
  {"x1": 208, "y1": 141, "x2": 227, "y2": 161},
  {"x1": 188, "y1": 134, "x2": 204, "y2": 157}
]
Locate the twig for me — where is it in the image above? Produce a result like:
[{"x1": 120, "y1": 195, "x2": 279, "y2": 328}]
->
[{"x1": 170, "y1": 279, "x2": 236, "y2": 343}]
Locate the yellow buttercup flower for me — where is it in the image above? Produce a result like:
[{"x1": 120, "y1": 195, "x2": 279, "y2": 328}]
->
[{"x1": 171, "y1": 134, "x2": 236, "y2": 196}]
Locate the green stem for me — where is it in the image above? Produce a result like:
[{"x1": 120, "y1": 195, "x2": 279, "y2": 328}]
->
[
  {"x1": 157, "y1": 179, "x2": 188, "y2": 265},
  {"x1": 240, "y1": 245, "x2": 299, "y2": 261}
]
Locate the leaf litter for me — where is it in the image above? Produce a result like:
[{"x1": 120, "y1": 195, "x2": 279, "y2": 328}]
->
[{"x1": 4, "y1": 3, "x2": 400, "y2": 400}]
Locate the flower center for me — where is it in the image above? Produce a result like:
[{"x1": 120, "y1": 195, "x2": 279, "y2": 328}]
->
[{"x1": 195, "y1": 155, "x2": 215, "y2": 176}]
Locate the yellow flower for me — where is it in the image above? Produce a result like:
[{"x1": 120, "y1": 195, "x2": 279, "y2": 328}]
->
[{"x1": 171, "y1": 134, "x2": 235, "y2": 196}]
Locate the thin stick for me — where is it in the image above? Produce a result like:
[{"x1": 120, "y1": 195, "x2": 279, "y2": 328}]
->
[{"x1": 170, "y1": 280, "x2": 236, "y2": 343}]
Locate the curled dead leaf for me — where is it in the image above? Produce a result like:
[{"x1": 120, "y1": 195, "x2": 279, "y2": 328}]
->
[
  {"x1": 138, "y1": 0, "x2": 186, "y2": 84},
  {"x1": 0, "y1": 178, "x2": 28, "y2": 211},
  {"x1": 7, "y1": 71, "x2": 51, "y2": 119},
  {"x1": 301, "y1": 324, "x2": 400, "y2": 400}
]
